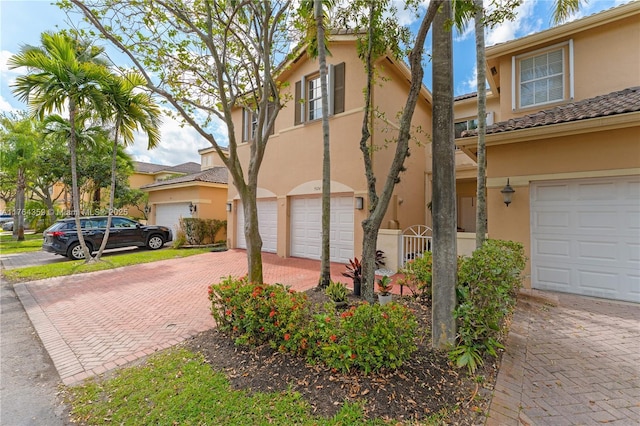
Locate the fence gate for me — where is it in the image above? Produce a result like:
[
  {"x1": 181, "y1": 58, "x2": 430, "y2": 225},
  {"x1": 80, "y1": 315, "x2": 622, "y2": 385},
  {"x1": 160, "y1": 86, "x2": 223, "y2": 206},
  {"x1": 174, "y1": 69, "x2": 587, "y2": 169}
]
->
[{"x1": 401, "y1": 225, "x2": 432, "y2": 268}]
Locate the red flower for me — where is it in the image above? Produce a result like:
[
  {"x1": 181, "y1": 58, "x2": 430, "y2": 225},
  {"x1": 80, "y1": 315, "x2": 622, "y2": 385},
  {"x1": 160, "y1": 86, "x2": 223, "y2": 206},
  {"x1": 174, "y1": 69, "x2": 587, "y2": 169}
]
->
[
  {"x1": 225, "y1": 310, "x2": 232, "y2": 316},
  {"x1": 330, "y1": 335, "x2": 337, "y2": 342},
  {"x1": 325, "y1": 316, "x2": 331, "y2": 323},
  {"x1": 284, "y1": 334, "x2": 290, "y2": 341},
  {"x1": 350, "y1": 353, "x2": 357, "y2": 359},
  {"x1": 269, "y1": 310, "x2": 276, "y2": 318},
  {"x1": 260, "y1": 327, "x2": 265, "y2": 332}
]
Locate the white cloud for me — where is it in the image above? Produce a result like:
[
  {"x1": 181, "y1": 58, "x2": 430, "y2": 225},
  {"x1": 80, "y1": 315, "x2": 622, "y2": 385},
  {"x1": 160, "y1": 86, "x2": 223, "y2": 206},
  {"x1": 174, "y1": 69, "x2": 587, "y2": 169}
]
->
[
  {"x1": 0, "y1": 95, "x2": 16, "y2": 113},
  {"x1": 458, "y1": 64, "x2": 478, "y2": 94},
  {"x1": 486, "y1": 0, "x2": 539, "y2": 46},
  {"x1": 127, "y1": 109, "x2": 228, "y2": 166}
]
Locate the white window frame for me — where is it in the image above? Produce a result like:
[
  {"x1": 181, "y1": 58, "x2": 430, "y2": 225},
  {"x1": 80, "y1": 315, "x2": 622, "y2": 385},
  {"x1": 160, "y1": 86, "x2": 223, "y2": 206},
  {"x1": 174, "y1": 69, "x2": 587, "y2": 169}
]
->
[
  {"x1": 300, "y1": 64, "x2": 335, "y2": 123},
  {"x1": 512, "y1": 40, "x2": 573, "y2": 110}
]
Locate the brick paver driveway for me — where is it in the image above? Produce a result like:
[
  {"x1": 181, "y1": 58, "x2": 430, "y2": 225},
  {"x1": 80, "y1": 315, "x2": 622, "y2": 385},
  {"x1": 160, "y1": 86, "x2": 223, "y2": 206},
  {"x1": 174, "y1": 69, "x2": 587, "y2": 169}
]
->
[{"x1": 15, "y1": 250, "x2": 346, "y2": 385}]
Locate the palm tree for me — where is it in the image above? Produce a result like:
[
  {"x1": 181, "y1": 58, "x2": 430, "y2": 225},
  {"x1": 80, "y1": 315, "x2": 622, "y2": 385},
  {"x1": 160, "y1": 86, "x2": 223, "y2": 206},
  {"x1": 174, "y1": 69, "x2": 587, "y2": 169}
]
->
[
  {"x1": 9, "y1": 31, "x2": 111, "y2": 261},
  {"x1": 298, "y1": 0, "x2": 335, "y2": 288},
  {"x1": 95, "y1": 71, "x2": 161, "y2": 259},
  {"x1": 431, "y1": 0, "x2": 457, "y2": 349}
]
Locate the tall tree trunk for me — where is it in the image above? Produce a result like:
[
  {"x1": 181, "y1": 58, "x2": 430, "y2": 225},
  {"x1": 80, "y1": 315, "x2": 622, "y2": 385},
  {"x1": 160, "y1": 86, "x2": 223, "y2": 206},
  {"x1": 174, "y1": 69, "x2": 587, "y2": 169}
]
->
[
  {"x1": 316, "y1": 0, "x2": 331, "y2": 288},
  {"x1": 240, "y1": 183, "x2": 263, "y2": 283},
  {"x1": 96, "y1": 124, "x2": 120, "y2": 260},
  {"x1": 475, "y1": 0, "x2": 488, "y2": 249},
  {"x1": 15, "y1": 168, "x2": 26, "y2": 241},
  {"x1": 68, "y1": 99, "x2": 93, "y2": 262},
  {"x1": 431, "y1": 0, "x2": 457, "y2": 350},
  {"x1": 359, "y1": 0, "x2": 442, "y2": 303}
]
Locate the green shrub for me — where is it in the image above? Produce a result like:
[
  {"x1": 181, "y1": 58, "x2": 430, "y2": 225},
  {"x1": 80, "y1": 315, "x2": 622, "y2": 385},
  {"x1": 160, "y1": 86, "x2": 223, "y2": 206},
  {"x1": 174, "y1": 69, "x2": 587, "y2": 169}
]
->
[
  {"x1": 325, "y1": 281, "x2": 348, "y2": 303},
  {"x1": 208, "y1": 277, "x2": 310, "y2": 353},
  {"x1": 399, "y1": 251, "x2": 433, "y2": 300},
  {"x1": 209, "y1": 277, "x2": 418, "y2": 374},
  {"x1": 306, "y1": 303, "x2": 418, "y2": 374},
  {"x1": 179, "y1": 218, "x2": 227, "y2": 245},
  {"x1": 451, "y1": 240, "x2": 526, "y2": 372}
]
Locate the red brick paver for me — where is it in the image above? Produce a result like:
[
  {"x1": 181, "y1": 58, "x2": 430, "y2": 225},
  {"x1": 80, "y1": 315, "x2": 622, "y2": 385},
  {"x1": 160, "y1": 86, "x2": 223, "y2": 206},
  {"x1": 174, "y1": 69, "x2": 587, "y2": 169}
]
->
[
  {"x1": 487, "y1": 292, "x2": 640, "y2": 425},
  {"x1": 14, "y1": 250, "x2": 346, "y2": 385}
]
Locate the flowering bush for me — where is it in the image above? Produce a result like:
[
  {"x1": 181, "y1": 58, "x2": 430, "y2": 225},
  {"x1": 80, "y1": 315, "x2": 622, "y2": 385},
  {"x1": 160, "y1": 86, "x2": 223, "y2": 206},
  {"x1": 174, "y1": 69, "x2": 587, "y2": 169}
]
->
[
  {"x1": 209, "y1": 277, "x2": 418, "y2": 374},
  {"x1": 208, "y1": 276, "x2": 310, "y2": 353},
  {"x1": 305, "y1": 303, "x2": 417, "y2": 374}
]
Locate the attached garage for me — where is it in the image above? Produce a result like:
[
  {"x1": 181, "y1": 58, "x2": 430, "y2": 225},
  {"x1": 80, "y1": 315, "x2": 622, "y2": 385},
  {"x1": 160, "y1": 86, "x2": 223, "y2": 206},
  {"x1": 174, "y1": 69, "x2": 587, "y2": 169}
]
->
[
  {"x1": 236, "y1": 200, "x2": 277, "y2": 253},
  {"x1": 155, "y1": 203, "x2": 191, "y2": 233},
  {"x1": 290, "y1": 196, "x2": 354, "y2": 263},
  {"x1": 530, "y1": 176, "x2": 640, "y2": 303}
]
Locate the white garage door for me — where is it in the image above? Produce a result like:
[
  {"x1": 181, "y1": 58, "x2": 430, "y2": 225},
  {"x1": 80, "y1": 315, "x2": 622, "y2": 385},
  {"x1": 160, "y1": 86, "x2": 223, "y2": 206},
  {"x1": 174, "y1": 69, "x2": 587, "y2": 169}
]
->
[
  {"x1": 531, "y1": 176, "x2": 640, "y2": 303},
  {"x1": 291, "y1": 196, "x2": 354, "y2": 263},
  {"x1": 155, "y1": 203, "x2": 190, "y2": 233},
  {"x1": 236, "y1": 200, "x2": 277, "y2": 253}
]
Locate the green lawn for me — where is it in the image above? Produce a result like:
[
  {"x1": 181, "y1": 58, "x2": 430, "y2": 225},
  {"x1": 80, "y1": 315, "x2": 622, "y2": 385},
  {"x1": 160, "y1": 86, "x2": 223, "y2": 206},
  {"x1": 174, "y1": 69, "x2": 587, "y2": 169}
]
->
[
  {"x1": 0, "y1": 233, "x2": 44, "y2": 254},
  {"x1": 68, "y1": 348, "x2": 384, "y2": 426},
  {"x1": 2, "y1": 247, "x2": 212, "y2": 282}
]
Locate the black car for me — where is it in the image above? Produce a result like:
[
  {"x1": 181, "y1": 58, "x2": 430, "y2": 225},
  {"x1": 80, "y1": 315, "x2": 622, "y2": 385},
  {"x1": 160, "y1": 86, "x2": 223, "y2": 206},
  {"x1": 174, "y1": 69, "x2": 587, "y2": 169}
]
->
[{"x1": 43, "y1": 216, "x2": 172, "y2": 260}]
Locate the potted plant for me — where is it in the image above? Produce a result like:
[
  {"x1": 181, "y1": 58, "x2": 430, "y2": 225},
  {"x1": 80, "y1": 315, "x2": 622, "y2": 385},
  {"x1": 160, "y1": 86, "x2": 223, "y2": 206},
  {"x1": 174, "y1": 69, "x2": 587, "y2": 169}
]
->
[
  {"x1": 377, "y1": 275, "x2": 394, "y2": 305},
  {"x1": 325, "y1": 281, "x2": 348, "y2": 307},
  {"x1": 342, "y1": 257, "x2": 362, "y2": 296}
]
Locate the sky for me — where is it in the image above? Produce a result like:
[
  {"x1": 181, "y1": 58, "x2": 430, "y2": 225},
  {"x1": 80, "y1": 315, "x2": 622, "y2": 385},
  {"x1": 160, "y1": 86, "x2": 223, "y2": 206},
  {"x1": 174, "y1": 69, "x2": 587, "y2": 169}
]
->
[{"x1": 0, "y1": 0, "x2": 628, "y2": 167}]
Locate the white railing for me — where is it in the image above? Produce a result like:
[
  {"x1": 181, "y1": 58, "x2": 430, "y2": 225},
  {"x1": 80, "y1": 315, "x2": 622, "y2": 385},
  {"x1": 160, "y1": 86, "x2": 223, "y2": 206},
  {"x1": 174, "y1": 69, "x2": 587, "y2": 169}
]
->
[{"x1": 401, "y1": 225, "x2": 432, "y2": 268}]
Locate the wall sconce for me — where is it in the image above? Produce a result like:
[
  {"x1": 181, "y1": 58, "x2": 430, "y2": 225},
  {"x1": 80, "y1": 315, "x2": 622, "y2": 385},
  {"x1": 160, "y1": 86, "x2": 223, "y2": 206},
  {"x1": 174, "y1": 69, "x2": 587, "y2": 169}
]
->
[
  {"x1": 189, "y1": 201, "x2": 197, "y2": 214},
  {"x1": 226, "y1": 202, "x2": 232, "y2": 212},
  {"x1": 355, "y1": 196, "x2": 364, "y2": 210},
  {"x1": 501, "y1": 179, "x2": 515, "y2": 207},
  {"x1": 144, "y1": 205, "x2": 151, "y2": 215}
]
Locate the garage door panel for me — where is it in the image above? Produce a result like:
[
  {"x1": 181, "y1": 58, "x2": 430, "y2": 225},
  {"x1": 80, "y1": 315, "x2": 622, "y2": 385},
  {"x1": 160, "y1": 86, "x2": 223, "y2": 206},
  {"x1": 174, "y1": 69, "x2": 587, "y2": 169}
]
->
[
  {"x1": 156, "y1": 203, "x2": 190, "y2": 233},
  {"x1": 236, "y1": 200, "x2": 277, "y2": 253},
  {"x1": 291, "y1": 196, "x2": 353, "y2": 263},
  {"x1": 531, "y1": 176, "x2": 640, "y2": 303}
]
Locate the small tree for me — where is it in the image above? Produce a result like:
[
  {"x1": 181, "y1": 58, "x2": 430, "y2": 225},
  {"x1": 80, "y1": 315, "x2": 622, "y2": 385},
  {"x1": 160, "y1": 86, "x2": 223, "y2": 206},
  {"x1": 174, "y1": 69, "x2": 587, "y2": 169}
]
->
[{"x1": 70, "y1": 0, "x2": 293, "y2": 281}]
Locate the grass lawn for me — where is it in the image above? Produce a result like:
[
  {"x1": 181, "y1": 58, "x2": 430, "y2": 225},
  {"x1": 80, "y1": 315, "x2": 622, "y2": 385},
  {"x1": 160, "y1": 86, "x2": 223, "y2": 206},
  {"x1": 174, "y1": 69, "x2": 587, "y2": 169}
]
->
[
  {"x1": 67, "y1": 348, "x2": 386, "y2": 426},
  {"x1": 0, "y1": 233, "x2": 44, "y2": 254},
  {"x1": 2, "y1": 247, "x2": 212, "y2": 282}
]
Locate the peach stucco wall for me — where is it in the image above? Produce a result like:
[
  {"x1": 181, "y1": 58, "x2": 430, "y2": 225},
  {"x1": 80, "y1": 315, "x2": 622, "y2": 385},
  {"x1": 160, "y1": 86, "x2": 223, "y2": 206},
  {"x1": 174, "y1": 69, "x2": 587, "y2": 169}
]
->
[
  {"x1": 486, "y1": 126, "x2": 640, "y2": 288},
  {"x1": 148, "y1": 184, "x2": 228, "y2": 241},
  {"x1": 227, "y1": 40, "x2": 432, "y2": 259},
  {"x1": 492, "y1": 5, "x2": 640, "y2": 121}
]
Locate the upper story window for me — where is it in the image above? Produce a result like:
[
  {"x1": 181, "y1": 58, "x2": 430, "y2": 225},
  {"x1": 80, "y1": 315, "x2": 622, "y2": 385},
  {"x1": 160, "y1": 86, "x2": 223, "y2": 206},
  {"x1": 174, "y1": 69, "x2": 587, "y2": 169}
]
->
[
  {"x1": 242, "y1": 104, "x2": 274, "y2": 142},
  {"x1": 455, "y1": 118, "x2": 478, "y2": 139},
  {"x1": 295, "y1": 62, "x2": 345, "y2": 125},
  {"x1": 513, "y1": 41, "x2": 574, "y2": 110}
]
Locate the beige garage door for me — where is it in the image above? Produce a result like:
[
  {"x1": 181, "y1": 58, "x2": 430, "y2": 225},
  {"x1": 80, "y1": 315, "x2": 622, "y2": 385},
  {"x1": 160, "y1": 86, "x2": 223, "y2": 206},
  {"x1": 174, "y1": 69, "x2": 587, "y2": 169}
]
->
[{"x1": 530, "y1": 176, "x2": 640, "y2": 303}]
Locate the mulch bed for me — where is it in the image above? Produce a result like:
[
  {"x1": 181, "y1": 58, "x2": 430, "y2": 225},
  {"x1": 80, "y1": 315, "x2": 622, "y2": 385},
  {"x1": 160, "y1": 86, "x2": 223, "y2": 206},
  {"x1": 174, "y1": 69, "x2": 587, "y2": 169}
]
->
[{"x1": 185, "y1": 289, "x2": 500, "y2": 424}]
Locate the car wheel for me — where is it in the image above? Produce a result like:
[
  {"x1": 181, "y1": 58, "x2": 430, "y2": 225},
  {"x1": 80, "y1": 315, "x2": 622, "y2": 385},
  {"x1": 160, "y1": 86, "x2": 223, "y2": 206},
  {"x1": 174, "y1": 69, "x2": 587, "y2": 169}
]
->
[
  {"x1": 147, "y1": 234, "x2": 165, "y2": 250},
  {"x1": 67, "y1": 243, "x2": 91, "y2": 260}
]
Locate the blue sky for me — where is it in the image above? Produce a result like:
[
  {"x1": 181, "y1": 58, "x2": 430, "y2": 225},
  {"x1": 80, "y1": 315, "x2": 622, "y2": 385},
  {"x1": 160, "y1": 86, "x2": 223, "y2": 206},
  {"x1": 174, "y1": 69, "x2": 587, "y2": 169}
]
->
[{"x1": 0, "y1": 0, "x2": 627, "y2": 166}]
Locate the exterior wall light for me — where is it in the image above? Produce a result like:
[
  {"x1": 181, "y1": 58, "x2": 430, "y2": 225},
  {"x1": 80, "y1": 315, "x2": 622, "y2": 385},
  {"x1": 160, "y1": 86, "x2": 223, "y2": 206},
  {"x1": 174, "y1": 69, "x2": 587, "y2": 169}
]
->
[
  {"x1": 144, "y1": 205, "x2": 151, "y2": 215},
  {"x1": 226, "y1": 202, "x2": 232, "y2": 212},
  {"x1": 355, "y1": 196, "x2": 364, "y2": 210},
  {"x1": 189, "y1": 201, "x2": 197, "y2": 214},
  {"x1": 501, "y1": 179, "x2": 515, "y2": 207}
]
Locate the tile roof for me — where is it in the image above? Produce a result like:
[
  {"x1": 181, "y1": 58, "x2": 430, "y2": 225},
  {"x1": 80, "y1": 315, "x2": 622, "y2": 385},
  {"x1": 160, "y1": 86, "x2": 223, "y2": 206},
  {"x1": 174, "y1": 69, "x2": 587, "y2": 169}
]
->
[
  {"x1": 134, "y1": 161, "x2": 202, "y2": 175},
  {"x1": 141, "y1": 166, "x2": 228, "y2": 189},
  {"x1": 462, "y1": 87, "x2": 640, "y2": 137}
]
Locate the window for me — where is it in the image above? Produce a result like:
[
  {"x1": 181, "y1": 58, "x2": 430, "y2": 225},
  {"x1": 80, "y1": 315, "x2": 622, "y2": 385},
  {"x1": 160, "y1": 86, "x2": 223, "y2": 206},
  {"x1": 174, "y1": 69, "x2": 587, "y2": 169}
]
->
[
  {"x1": 242, "y1": 104, "x2": 274, "y2": 142},
  {"x1": 454, "y1": 118, "x2": 478, "y2": 139},
  {"x1": 513, "y1": 41, "x2": 573, "y2": 110},
  {"x1": 307, "y1": 75, "x2": 323, "y2": 121},
  {"x1": 295, "y1": 62, "x2": 345, "y2": 125}
]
